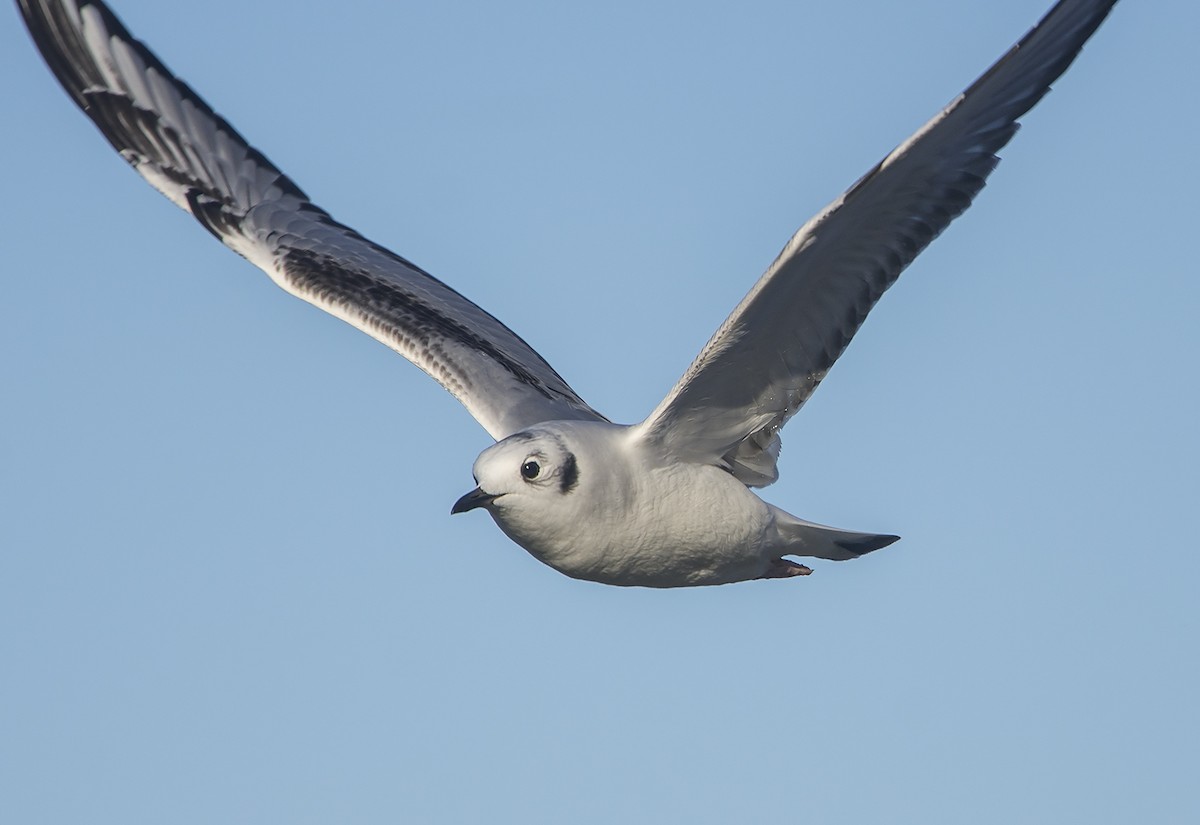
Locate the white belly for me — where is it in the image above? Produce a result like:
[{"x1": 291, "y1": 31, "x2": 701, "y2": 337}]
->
[{"x1": 501, "y1": 461, "x2": 775, "y2": 588}]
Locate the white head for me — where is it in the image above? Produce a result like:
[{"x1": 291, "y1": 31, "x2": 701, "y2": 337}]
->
[
  {"x1": 450, "y1": 421, "x2": 644, "y2": 578},
  {"x1": 450, "y1": 427, "x2": 583, "y2": 542}
]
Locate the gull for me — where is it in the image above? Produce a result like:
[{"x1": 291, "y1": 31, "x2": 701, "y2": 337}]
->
[{"x1": 18, "y1": 0, "x2": 1119, "y2": 587}]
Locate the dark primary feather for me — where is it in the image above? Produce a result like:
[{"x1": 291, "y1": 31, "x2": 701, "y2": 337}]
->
[
  {"x1": 16, "y1": 0, "x2": 605, "y2": 439},
  {"x1": 637, "y1": 0, "x2": 1118, "y2": 486},
  {"x1": 17, "y1": 0, "x2": 1119, "y2": 475}
]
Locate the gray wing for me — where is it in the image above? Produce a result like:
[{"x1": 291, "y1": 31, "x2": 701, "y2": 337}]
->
[
  {"x1": 17, "y1": 0, "x2": 606, "y2": 440},
  {"x1": 633, "y1": 0, "x2": 1118, "y2": 486}
]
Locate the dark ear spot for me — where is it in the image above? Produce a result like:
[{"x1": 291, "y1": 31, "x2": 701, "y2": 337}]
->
[{"x1": 560, "y1": 453, "x2": 579, "y2": 494}]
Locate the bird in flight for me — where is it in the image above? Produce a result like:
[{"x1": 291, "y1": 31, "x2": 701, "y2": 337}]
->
[{"x1": 18, "y1": 0, "x2": 1119, "y2": 586}]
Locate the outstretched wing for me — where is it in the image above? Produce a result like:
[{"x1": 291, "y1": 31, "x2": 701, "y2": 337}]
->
[
  {"x1": 17, "y1": 0, "x2": 606, "y2": 439},
  {"x1": 634, "y1": 0, "x2": 1117, "y2": 486}
]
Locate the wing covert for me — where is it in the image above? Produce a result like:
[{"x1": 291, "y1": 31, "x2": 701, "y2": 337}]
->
[
  {"x1": 634, "y1": 0, "x2": 1118, "y2": 485},
  {"x1": 17, "y1": 0, "x2": 605, "y2": 439}
]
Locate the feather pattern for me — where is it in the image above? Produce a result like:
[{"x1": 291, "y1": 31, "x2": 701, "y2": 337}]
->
[
  {"x1": 635, "y1": 0, "x2": 1118, "y2": 486},
  {"x1": 17, "y1": 0, "x2": 605, "y2": 440}
]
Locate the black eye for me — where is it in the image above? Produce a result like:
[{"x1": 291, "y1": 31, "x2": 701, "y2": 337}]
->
[{"x1": 521, "y1": 460, "x2": 541, "y2": 480}]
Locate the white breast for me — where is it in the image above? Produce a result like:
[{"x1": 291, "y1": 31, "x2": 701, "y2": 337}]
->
[{"x1": 490, "y1": 423, "x2": 777, "y2": 587}]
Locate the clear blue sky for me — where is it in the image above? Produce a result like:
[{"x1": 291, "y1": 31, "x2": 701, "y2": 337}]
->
[{"x1": 2, "y1": 1, "x2": 1196, "y2": 822}]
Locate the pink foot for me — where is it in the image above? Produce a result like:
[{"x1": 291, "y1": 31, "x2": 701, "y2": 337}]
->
[{"x1": 761, "y1": 558, "x2": 812, "y2": 579}]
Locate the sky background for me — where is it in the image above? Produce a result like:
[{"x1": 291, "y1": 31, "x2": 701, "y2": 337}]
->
[{"x1": 2, "y1": 1, "x2": 1196, "y2": 822}]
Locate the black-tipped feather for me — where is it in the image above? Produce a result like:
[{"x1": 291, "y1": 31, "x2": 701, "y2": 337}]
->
[
  {"x1": 16, "y1": 0, "x2": 605, "y2": 440},
  {"x1": 639, "y1": 0, "x2": 1118, "y2": 486}
]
